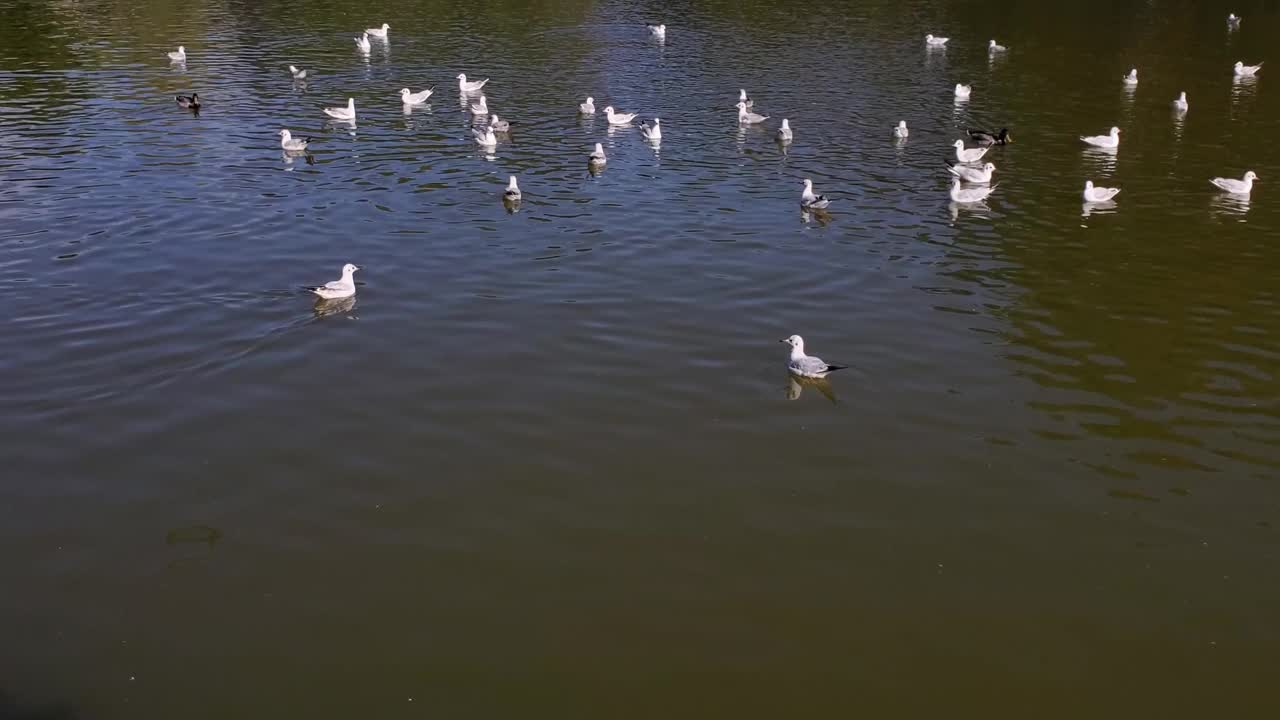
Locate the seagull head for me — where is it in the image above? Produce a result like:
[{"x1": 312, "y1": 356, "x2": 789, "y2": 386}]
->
[
  {"x1": 1234, "y1": 61, "x2": 1244, "y2": 70},
  {"x1": 779, "y1": 335, "x2": 805, "y2": 353},
  {"x1": 594, "y1": 142, "x2": 604, "y2": 154},
  {"x1": 177, "y1": 46, "x2": 185, "y2": 53},
  {"x1": 457, "y1": 73, "x2": 467, "y2": 80},
  {"x1": 1245, "y1": 171, "x2": 1259, "y2": 181},
  {"x1": 898, "y1": 120, "x2": 907, "y2": 129},
  {"x1": 381, "y1": 23, "x2": 390, "y2": 31},
  {"x1": 735, "y1": 101, "x2": 747, "y2": 110},
  {"x1": 739, "y1": 89, "x2": 748, "y2": 101},
  {"x1": 1110, "y1": 126, "x2": 1121, "y2": 136},
  {"x1": 603, "y1": 106, "x2": 615, "y2": 115},
  {"x1": 342, "y1": 263, "x2": 360, "y2": 275},
  {"x1": 278, "y1": 129, "x2": 291, "y2": 138},
  {"x1": 585, "y1": 96, "x2": 594, "y2": 104},
  {"x1": 507, "y1": 176, "x2": 519, "y2": 190},
  {"x1": 1085, "y1": 180, "x2": 1095, "y2": 191},
  {"x1": 984, "y1": 163, "x2": 996, "y2": 172},
  {"x1": 781, "y1": 119, "x2": 790, "y2": 129},
  {"x1": 925, "y1": 34, "x2": 934, "y2": 42},
  {"x1": 953, "y1": 139, "x2": 965, "y2": 149},
  {"x1": 400, "y1": 88, "x2": 411, "y2": 97}
]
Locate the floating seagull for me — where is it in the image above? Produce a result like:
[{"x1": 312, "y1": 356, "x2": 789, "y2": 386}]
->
[
  {"x1": 310, "y1": 264, "x2": 359, "y2": 300},
  {"x1": 1172, "y1": 91, "x2": 1189, "y2": 112},
  {"x1": 925, "y1": 34, "x2": 949, "y2": 46},
  {"x1": 589, "y1": 142, "x2": 607, "y2": 165},
  {"x1": 504, "y1": 176, "x2": 521, "y2": 201},
  {"x1": 969, "y1": 128, "x2": 1011, "y2": 145},
  {"x1": 289, "y1": 65, "x2": 307, "y2": 80},
  {"x1": 489, "y1": 114, "x2": 510, "y2": 132},
  {"x1": 366, "y1": 23, "x2": 390, "y2": 39},
  {"x1": 1210, "y1": 170, "x2": 1258, "y2": 195},
  {"x1": 1082, "y1": 180, "x2": 1121, "y2": 203},
  {"x1": 400, "y1": 87, "x2": 433, "y2": 105},
  {"x1": 989, "y1": 39, "x2": 1007, "y2": 53},
  {"x1": 736, "y1": 101, "x2": 768, "y2": 124},
  {"x1": 355, "y1": 33, "x2": 371, "y2": 53},
  {"x1": 953, "y1": 140, "x2": 990, "y2": 163},
  {"x1": 1080, "y1": 126, "x2": 1121, "y2": 148},
  {"x1": 777, "y1": 118, "x2": 793, "y2": 142},
  {"x1": 893, "y1": 120, "x2": 908, "y2": 138},
  {"x1": 469, "y1": 95, "x2": 489, "y2": 115},
  {"x1": 648, "y1": 24, "x2": 666, "y2": 39},
  {"x1": 323, "y1": 98, "x2": 356, "y2": 121},
  {"x1": 950, "y1": 177, "x2": 996, "y2": 203},
  {"x1": 781, "y1": 335, "x2": 847, "y2": 379},
  {"x1": 639, "y1": 117, "x2": 661, "y2": 141},
  {"x1": 603, "y1": 106, "x2": 636, "y2": 125},
  {"x1": 457, "y1": 74, "x2": 489, "y2": 93},
  {"x1": 473, "y1": 126, "x2": 497, "y2": 147},
  {"x1": 278, "y1": 129, "x2": 311, "y2": 152},
  {"x1": 954, "y1": 83, "x2": 972, "y2": 100},
  {"x1": 738, "y1": 89, "x2": 754, "y2": 110},
  {"x1": 1123, "y1": 68, "x2": 1138, "y2": 85},
  {"x1": 175, "y1": 93, "x2": 200, "y2": 109},
  {"x1": 1228, "y1": 13, "x2": 1241, "y2": 26},
  {"x1": 947, "y1": 160, "x2": 996, "y2": 184},
  {"x1": 800, "y1": 179, "x2": 831, "y2": 210},
  {"x1": 167, "y1": 45, "x2": 186, "y2": 62},
  {"x1": 579, "y1": 96, "x2": 595, "y2": 115},
  {"x1": 1234, "y1": 61, "x2": 1263, "y2": 77}
]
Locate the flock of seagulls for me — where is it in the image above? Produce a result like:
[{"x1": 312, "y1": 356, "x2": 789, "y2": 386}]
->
[{"x1": 162, "y1": 14, "x2": 1265, "y2": 381}]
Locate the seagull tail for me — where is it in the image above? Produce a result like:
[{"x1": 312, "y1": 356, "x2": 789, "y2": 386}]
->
[
  {"x1": 825, "y1": 365, "x2": 849, "y2": 373},
  {"x1": 944, "y1": 157, "x2": 958, "y2": 167}
]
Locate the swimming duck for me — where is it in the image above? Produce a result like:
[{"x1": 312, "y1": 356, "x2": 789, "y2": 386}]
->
[
  {"x1": 176, "y1": 93, "x2": 200, "y2": 109},
  {"x1": 968, "y1": 128, "x2": 1011, "y2": 145}
]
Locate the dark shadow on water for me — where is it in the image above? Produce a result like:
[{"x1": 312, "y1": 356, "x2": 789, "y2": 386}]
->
[{"x1": 0, "y1": 691, "x2": 76, "y2": 720}]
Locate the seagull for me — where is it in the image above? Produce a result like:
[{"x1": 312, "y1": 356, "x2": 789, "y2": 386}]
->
[
  {"x1": 589, "y1": 142, "x2": 607, "y2": 165},
  {"x1": 969, "y1": 128, "x2": 1012, "y2": 145},
  {"x1": 777, "y1": 118, "x2": 793, "y2": 142},
  {"x1": 167, "y1": 45, "x2": 186, "y2": 62},
  {"x1": 1172, "y1": 91, "x2": 1189, "y2": 112},
  {"x1": 579, "y1": 96, "x2": 596, "y2": 115},
  {"x1": 1228, "y1": 13, "x2": 1241, "y2": 26},
  {"x1": 780, "y1": 335, "x2": 847, "y2": 379},
  {"x1": 989, "y1": 39, "x2": 1007, "y2": 53},
  {"x1": 1080, "y1": 126, "x2": 1121, "y2": 148},
  {"x1": 954, "y1": 83, "x2": 972, "y2": 100},
  {"x1": 738, "y1": 89, "x2": 754, "y2": 110},
  {"x1": 640, "y1": 117, "x2": 661, "y2": 141},
  {"x1": 925, "y1": 34, "x2": 949, "y2": 46},
  {"x1": 950, "y1": 177, "x2": 996, "y2": 203},
  {"x1": 175, "y1": 93, "x2": 200, "y2": 109},
  {"x1": 1123, "y1": 68, "x2": 1138, "y2": 85},
  {"x1": 489, "y1": 114, "x2": 510, "y2": 132},
  {"x1": 469, "y1": 95, "x2": 489, "y2": 115},
  {"x1": 457, "y1": 74, "x2": 489, "y2": 93},
  {"x1": 947, "y1": 160, "x2": 996, "y2": 184},
  {"x1": 603, "y1": 106, "x2": 636, "y2": 125},
  {"x1": 504, "y1": 176, "x2": 521, "y2": 201},
  {"x1": 400, "y1": 87, "x2": 433, "y2": 105},
  {"x1": 1234, "y1": 61, "x2": 1263, "y2": 77},
  {"x1": 1210, "y1": 170, "x2": 1258, "y2": 195},
  {"x1": 323, "y1": 98, "x2": 356, "y2": 121},
  {"x1": 800, "y1": 179, "x2": 830, "y2": 210},
  {"x1": 473, "y1": 126, "x2": 497, "y2": 147},
  {"x1": 289, "y1": 65, "x2": 307, "y2": 79},
  {"x1": 893, "y1": 120, "x2": 908, "y2": 138},
  {"x1": 648, "y1": 24, "x2": 666, "y2": 39},
  {"x1": 310, "y1": 264, "x2": 359, "y2": 300},
  {"x1": 736, "y1": 101, "x2": 768, "y2": 124},
  {"x1": 355, "y1": 33, "x2": 371, "y2": 53},
  {"x1": 366, "y1": 23, "x2": 390, "y2": 39},
  {"x1": 953, "y1": 140, "x2": 990, "y2": 163},
  {"x1": 278, "y1": 129, "x2": 311, "y2": 152},
  {"x1": 1083, "y1": 180, "x2": 1121, "y2": 203}
]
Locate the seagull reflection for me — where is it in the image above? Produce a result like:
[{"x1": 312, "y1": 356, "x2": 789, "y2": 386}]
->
[
  {"x1": 1231, "y1": 74, "x2": 1258, "y2": 102},
  {"x1": 801, "y1": 207, "x2": 832, "y2": 226},
  {"x1": 949, "y1": 200, "x2": 992, "y2": 222},
  {"x1": 503, "y1": 195, "x2": 521, "y2": 214},
  {"x1": 313, "y1": 295, "x2": 356, "y2": 318},
  {"x1": 1081, "y1": 200, "x2": 1117, "y2": 219},
  {"x1": 281, "y1": 150, "x2": 316, "y2": 168},
  {"x1": 1211, "y1": 193, "x2": 1250, "y2": 218},
  {"x1": 786, "y1": 376, "x2": 839, "y2": 404}
]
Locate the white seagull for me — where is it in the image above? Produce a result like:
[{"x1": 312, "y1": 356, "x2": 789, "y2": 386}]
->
[
  {"x1": 278, "y1": 129, "x2": 311, "y2": 152},
  {"x1": 1210, "y1": 170, "x2": 1258, "y2": 195},
  {"x1": 948, "y1": 161, "x2": 996, "y2": 184},
  {"x1": 167, "y1": 45, "x2": 186, "y2": 62},
  {"x1": 400, "y1": 87, "x2": 433, "y2": 105},
  {"x1": 457, "y1": 74, "x2": 489, "y2": 93},
  {"x1": 504, "y1": 176, "x2": 521, "y2": 201},
  {"x1": 989, "y1": 39, "x2": 1007, "y2": 53},
  {"x1": 603, "y1": 106, "x2": 637, "y2": 125},
  {"x1": 1228, "y1": 13, "x2": 1241, "y2": 26},
  {"x1": 777, "y1": 118, "x2": 793, "y2": 142},
  {"x1": 1081, "y1": 126, "x2": 1121, "y2": 149},
  {"x1": 738, "y1": 88, "x2": 754, "y2": 110},
  {"x1": 953, "y1": 140, "x2": 990, "y2": 163},
  {"x1": 589, "y1": 142, "x2": 607, "y2": 165},
  {"x1": 1234, "y1": 61, "x2": 1263, "y2": 77},
  {"x1": 579, "y1": 96, "x2": 596, "y2": 115},
  {"x1": 366, "y1": 23, "x2": 390, "y2": 39},
  {"x1": 736, "y1": 101, "x2": 768, "y2": 124},
  {"x1": 355, "y1": 33, "x2": 371, "y2": 53},
  {"x1": 473, "y1": 126, "x2": 497, "y2": 147},
  {"x1": 640, "y1": 117, "x2": 661, "y2": 141},
  {"x1": 469, "y1": 95, "x2": 489, "y2": 115},
  {"x1": 489, "y1": 114, "x2": 510, "y2": 132},
  {"x1": 323, "y1": 98, "x2": 356, "y2": 121},
  {"x1": 1123, "y1": 68, "x2": 1138, "y2": 85},
  {"x1": 801, "y1": 179, "x2": 830, "y2": 210},
  {"x1": 950, "y1": 177, "x2": 997, "y2": 204},
  {"x1": 781, "y1": 335, "x2": 847, "y2": 379},
  {"x1": 648, "y1": 24, "x2": 666, "y2": 39},
  {"x1": 925, "y1": 34, "x2": 949, "y2": 46},
  {"x1": 1083, "y1": 180, "x2": 1121, "y2": 203},
  {"x1": 289, "y1": 65, "x2": 307, "y2": 79},
  {"x1": 1172, "y1": 91, "x2": 1189, "y2": 112},
  {"x1": 310, "y1": 264, "x2": 359, "y2": 300},
  {"x1": 893, "y1": 120, "x2": 909, "y2": 138},
  {"x1": 954, "y1": 83, "x2": 972, "y2": 100}
]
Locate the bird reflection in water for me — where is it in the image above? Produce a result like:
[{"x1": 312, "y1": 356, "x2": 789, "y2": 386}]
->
[
  {"x1": 313, "y1": 295, "x2": 357, "y2": 318},
  {"x1": 786, "y1": 375, "x2": 839, "y2": 404},
  {"x1": 801, "y1": 207, "x2": 832, "y2": 226},
  {"x1": 282, "y1": 150, "x2": 316, "y2": 167}
]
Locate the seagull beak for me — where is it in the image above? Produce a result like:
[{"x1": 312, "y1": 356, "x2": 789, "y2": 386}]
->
[{"x1": 778, "y1": 339, "x2": 789, "y2": 344}]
